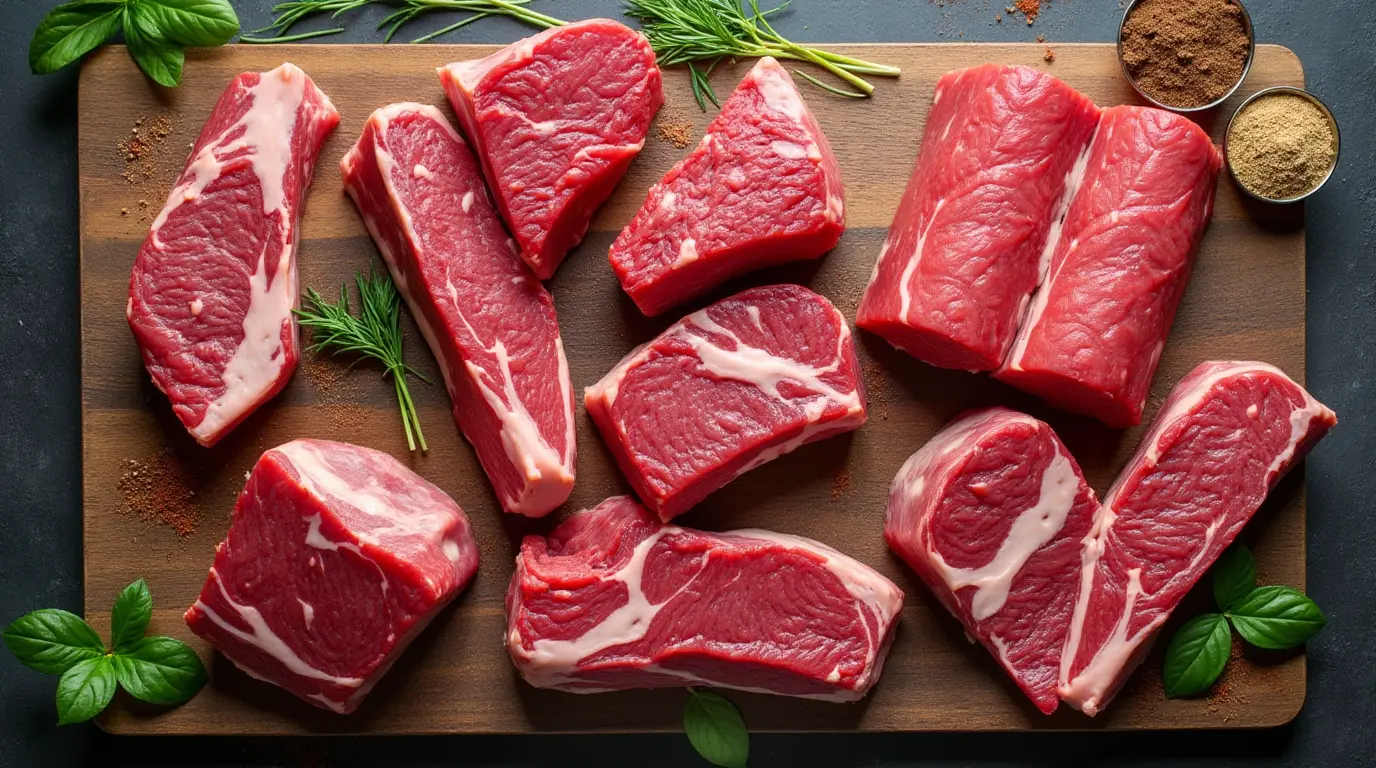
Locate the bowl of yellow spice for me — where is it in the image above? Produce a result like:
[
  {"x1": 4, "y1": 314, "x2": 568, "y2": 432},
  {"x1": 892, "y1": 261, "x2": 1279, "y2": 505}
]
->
[{"x1": 1225, "y1": 87, "x2": 1340, "y2": 203}]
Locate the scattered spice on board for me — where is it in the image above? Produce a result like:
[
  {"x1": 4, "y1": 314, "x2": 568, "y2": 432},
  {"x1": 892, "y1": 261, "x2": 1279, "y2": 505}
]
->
[
  {"x1": 1227, "y1": 92, "x2": 1337, "y2": 200},
  {"x1": 1044, "y1": 47, "x2": 1056, "y2": 62},
  {"x1": 302, "y1": 354, "x2": 377, "y2": 432},
  {"x1": 117, "y1": 451, "x2": 200, "y2": 537},
  {"x1": 116, "y1": 114, "x2": 177, "y2": 221},
  {"x1": 830, "y1": 467, "x2": 852, "y2": 502},
  {"x1": 1120, "y1": 0, "x2": 1251, "y2": 108},
  {"x1": 1016, "y1": 0, "x2": 1040, "y2": 25},
  {"x1": 655, "y1": 106, "x2": 696, "y2": 149}
]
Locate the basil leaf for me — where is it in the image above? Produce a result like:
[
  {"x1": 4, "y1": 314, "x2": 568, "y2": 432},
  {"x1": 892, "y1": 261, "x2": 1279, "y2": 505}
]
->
[
  {"x1": 56, "y1": 656, "x2": 117, "y2": 725},
  {"x1": 112, "y1": 636, "x2": 207, "y2": 705},
  {"x1": 1162, "y1": 613, "x2": 1231, "y2": 699},
  {"x1": 124, "y1": 6, "x2": 184, "y2": 87},
  {"x1": 684, "y1": 690, "x2": 748, "y2": 768},
  {"x1": 110, "y1": 579, "x2": 153, "y2": 654},
  {"x1": 29, "y1": 1, "x2": 125, "y2": 75},
  {"x1": 131, "y1": 0, "x2": 238, "y2": 47},
  {"x1": 1228, "y1": 586, "x2": 1327, "y2": 650},
  {"x1": 1212, "y1": 543, "x2": 1257, "y2": 612},
  {"x1": 3, "y1": 609, "x2": 106, "y2": 675}
]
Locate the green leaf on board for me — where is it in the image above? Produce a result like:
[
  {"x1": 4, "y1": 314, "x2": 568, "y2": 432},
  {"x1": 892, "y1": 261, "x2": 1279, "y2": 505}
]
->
[
  {"x1": 1227, "y1": 586, "x2": 1327, "y2": 650},
  {"x1": 1163, "y1": 613, "x2": 1232, "y2": 699},
  {"x1": 683, "y1": 689, "x2": 748, "y2": 768}
]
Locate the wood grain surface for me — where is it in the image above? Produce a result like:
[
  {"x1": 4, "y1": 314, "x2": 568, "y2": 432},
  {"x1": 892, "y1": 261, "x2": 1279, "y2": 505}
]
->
[{"x1": 78, "y1": 43, "x2": 1308, "y2": 734}]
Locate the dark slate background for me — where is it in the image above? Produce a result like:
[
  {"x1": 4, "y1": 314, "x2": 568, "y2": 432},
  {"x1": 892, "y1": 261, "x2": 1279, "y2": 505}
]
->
[{"x1": 1, "y1": 1, "x2": 1370, "y2": 765}]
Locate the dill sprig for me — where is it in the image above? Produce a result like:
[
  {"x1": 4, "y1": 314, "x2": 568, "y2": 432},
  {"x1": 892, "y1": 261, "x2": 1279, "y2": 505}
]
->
[
  {"x1": 295, "y1": 267, "x2": 431, "y2": 452},
  {"x1": 240, "y1": 0, "x2": 563, "y2": 44},
  {"x1": 625, "y1": 0, "x2": 900, "y2": 109}
]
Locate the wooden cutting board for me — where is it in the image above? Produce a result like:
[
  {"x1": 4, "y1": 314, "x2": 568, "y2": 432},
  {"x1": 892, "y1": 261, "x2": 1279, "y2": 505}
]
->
[{"x1": 78, "y1": 43, "x2": 1309, "y2": 734}]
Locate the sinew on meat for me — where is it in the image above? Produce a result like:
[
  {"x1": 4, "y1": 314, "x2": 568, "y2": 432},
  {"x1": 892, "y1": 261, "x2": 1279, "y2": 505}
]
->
[
  {"x1": 340, "y1": 104, "x2": 576, "y2": 517},
  {"x1": 127, "y1": 64, "x2": 339, "y2": 446}
]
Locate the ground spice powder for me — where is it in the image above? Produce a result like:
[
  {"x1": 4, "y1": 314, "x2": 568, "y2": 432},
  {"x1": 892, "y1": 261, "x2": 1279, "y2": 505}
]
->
[
  {"x1": 117, "y1": 451, "x2": 200, "y2": 537},
  {"x1": 1121, "y1": 0, "x2": 1250, "y2": 108},
  {"x1": 1227, "y1": 92, "x2": 1337, "y2": 200}
]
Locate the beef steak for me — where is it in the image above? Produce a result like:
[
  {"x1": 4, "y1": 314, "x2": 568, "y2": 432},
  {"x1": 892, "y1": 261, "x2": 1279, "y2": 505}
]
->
[
  {"x1": 857, "y1": 64, "x2": 1100, "y2": 372},
  {"x1": 340, "y1": 103, "x2": 576, "y2": 517},
  {"x1": 998, "y1": 106, "x2": 1222, "y2": 427},
  {"x1": 439, "y1": 19, "x2": 663, "y2": 280},
  {"x1": 885, "y1": 408, "x2": 1098, "y2": 714},
  {"x1": 1059, "y1": 361, "x2": 1336, "y2": 715},
  {"x1": 507, "y1": 496, "x2": 903, "y2": 700},
  {"x1": 585, "y1": 284, "x2": 866, "y2": 522},
  {"x1": 127, "y1": 64, "x2": 339, "y2": 446},
  {"x1": 609, "y1": 57, "x2": 845, "y2": 316},
  {"x1": 184, "y1": 439, "x2": 479, "y2": 714}
]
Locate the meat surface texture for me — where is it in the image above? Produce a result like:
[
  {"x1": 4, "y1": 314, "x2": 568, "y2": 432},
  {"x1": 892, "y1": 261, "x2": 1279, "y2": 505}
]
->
[
  {"x1": 184, "y1": 439, "x2": 480, "y2": 714},
  {"x1": 1059, "y1": 361, "x2": 1335, "y2": 716},
  {"x1": 885, "y1": 408, "x2": 1098, "y2": 714},
  {"x1": 608, "y1": 57, "x2": 846, "y2": 316},
  {"x1": 438, "y1": 19, "x2": 662, "y2": 280},
  {"x1": 585, "y1": 284, "x2": 866, "y2": 522},
  {"x1": 127, "y1": 64, "x2": 339, "y2": 446},
  {"x1": 341, "y1": 103, "x2": 576, "y2": 517},
  {"x1": 856, "y1": 65, "x2": 1100, "y2": 372},
  {"x1": 507, "y1": 496, "x2": 903, "y2": 700},
  {"x1": 998, "y1": 106, "x2": 1223, "y2": 427}
]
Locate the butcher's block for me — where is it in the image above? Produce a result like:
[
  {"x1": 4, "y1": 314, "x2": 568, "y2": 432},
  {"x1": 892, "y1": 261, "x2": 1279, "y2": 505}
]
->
[{"x1": 78, "y1": 43, "x2": 1309, "y2": 734}]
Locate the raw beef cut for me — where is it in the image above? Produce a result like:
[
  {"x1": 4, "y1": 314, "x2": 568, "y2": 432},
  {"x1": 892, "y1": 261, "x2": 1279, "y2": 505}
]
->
[
  {"x1": 1059, "y1": 361, "x2": 1335, "y2": 716},
  {"x1": 609, "y1": 57, "x2": 845, "y2": 317},
  {"x1": 184, "y1": 439, "x2": 479, "y2": 714},
  {"x1": 857, "y1": 64, "x2": 1100, "y2": 371},
  {"x1": 585, "y1": 284, "x2": 865, "y2": 521},
  {"x1": 439, "y1": 19, "x2": 662, "y2": 279},
  {"x1": 341, "y1": 103, "x2": 576, "y2": 517},
  {"x1": 127, "y1": 63, "x2": 339, "y2": 446},
  {"x1": 507, "y1": 495, "x2": 903, "y2": 700},
  {"x1": 997, "y1": 106, "x2": 1222, "y2": 427},
  {"x1": 885, "y1": 408, "x2": 1098, "y2": 714}
]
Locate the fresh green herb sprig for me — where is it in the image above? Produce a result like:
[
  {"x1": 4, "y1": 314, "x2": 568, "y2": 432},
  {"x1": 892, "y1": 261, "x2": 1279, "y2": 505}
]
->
[
  {"x1": 29, "y1": 0, "x2": 239, "y2": 87},
  {"x1": 3, "y1": 579, "x2": 207, "y2": 725},
  {"x1": 683, "y1": 689, "x2": 748, "y2": 768},
  {"x1": 1162, "y1": 543, "x2": 1327, "y2": 699},
  {"x1": 625, "y1": 0, "x2": 901, "y2": 110},
  {"x1": 295, "y1": 267, "x2": 431, "y2": 452},
  {"x1": 241, "y1": 0, "x2": 564, "y2": 44}
]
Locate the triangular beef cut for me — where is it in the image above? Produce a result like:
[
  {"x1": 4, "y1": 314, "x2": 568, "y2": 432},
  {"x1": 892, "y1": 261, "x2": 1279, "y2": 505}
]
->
[
  {"x1": 609, "y1": 57, "x2": 846, "y2": 317},
  {"x1": 439, "y1": 19, "x2": 663, "y2": 280}
]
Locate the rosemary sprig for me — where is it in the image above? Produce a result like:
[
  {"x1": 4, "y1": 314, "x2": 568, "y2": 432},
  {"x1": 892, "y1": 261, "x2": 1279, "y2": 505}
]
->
[
  {"x1": 625, "y1": 0, "x2": 901, "y2": 109},
  {"x1": 295, "y1": 267, "x2": 431, "y2": 452},
  {"x1": 240, "y1": 0, "x2": 563, "y2": 44}
]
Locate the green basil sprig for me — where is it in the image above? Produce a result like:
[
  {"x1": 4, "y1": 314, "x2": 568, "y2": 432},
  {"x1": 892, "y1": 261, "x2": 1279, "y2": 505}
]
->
[
  {"x1": 29, "y1": 0, "x2": 238, "y2": 87},
  {"x1": 3, "y1": 579, "x2": 207, "y2": 724},
  {"x1": 1163, "y1": 543, "x2": 1327, "y2": 700},
  {"x1": 683, "y1": 689, "x2": 749, "y2": 768}
]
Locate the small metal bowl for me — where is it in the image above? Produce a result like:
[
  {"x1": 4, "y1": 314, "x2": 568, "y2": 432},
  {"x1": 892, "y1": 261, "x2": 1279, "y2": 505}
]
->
[
  {"x1": 1224, "y1": 86, "x2": 1341, "y2": 204},
  {"x1": 1117, "y1": 0, "x2": 1256, "y2": 112}
]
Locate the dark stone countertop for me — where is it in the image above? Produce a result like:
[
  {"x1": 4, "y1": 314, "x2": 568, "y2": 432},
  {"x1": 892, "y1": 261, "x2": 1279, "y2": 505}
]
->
[{"x1": 1, "y1": 1, "x2": 1371, "y2": 765}]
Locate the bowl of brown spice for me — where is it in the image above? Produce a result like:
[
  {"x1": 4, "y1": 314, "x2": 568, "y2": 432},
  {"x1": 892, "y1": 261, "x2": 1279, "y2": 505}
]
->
[
  {"x1": 1225, "y1": 87, "x2": 1340, "y2": 204},
  {"x1": 1119, "y1": 0, "x2": 1255, "y2": 112}
]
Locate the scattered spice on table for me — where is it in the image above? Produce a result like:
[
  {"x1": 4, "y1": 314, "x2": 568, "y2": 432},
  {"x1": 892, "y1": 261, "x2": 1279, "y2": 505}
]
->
[
  {"x1": 1016, "y1": 0, "x2": 1040, "y2": 25},
  {"x1": 1227, "y1": 92, "x2": 1337, "y2": 200},
  {"x1": 655, "y1": 107, "x2": 696, "y2": 149},
  {"x1": 1120, "y1": 0, "x2": 1251, "y2": 108},
  {"x1": 117, "y1": 451, "x2": 200, "y2": 537}
]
